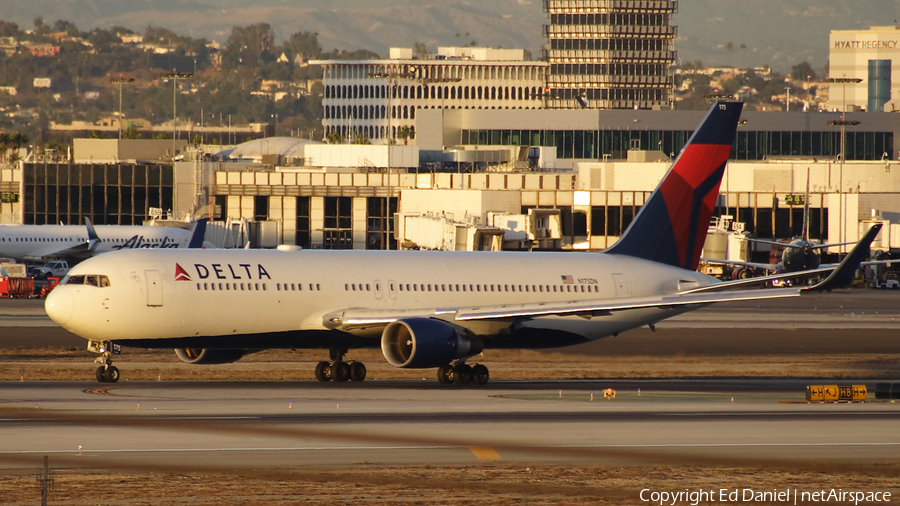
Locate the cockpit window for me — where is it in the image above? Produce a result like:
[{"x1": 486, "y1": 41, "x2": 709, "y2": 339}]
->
[{"x1": 65, "y1": 275, "x2": 110, "y2": 287}]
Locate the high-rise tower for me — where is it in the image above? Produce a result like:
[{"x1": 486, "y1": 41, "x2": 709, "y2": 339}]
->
[{"x1": 543, "y1": 0, "x2": 677, "y2": 109}]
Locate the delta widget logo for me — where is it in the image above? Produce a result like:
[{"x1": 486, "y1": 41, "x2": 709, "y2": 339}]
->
[{"x1": 174, "y1": 263, "x2": 192, "y2": 281}]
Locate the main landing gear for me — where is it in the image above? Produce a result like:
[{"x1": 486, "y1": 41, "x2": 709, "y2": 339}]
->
[
  {"x1": 88, "y1": 340, "x2": 120, "y2": 383},
  {"x1": 315, "y1": 349, "x2": 367, "y2": 383},
  {"x1": 437, "y1": 361, "x2": 489, "y2": 386}
]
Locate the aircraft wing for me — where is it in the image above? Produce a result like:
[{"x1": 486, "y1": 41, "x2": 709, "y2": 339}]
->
[
  {"x1": 22, "y1": 243, "x2": 93, "y2": 262},
  {"x1": 336, "y1": 287, "x2": 800, "y2": 328},
  {"x1": 337, "y1": 223, "x2": 884, "y2": 329},
  {"x1": 700, "y1": 257, "x2": 777, "y2": 271}
]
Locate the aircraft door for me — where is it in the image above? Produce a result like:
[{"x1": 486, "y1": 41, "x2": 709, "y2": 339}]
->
[
  {"x1": 611, "y1": 273, "x2": 628, "y2": 298},
  {"x1": 388, "y1": 280, "x2": 397, "y2": 304},
  {"x1": 374, "y1": 280, "x2": 383, "y2": 300},
  {"x1": 145, "y1": 270, "x2": 163, "y2": 307}
]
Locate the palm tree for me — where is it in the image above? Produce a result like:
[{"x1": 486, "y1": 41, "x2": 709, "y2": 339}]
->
[
  {"x1": 397, "y1": 126, "x2": 411, "y2": 145},
  {"x1": 0, "y1": 133, "x2": 10, "y2": 165}
]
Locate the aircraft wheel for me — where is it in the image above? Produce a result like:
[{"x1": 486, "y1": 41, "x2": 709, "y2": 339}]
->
[
  {"x1": 437, "y1": 365, "x2": 454, "y2": 385},
  {"x1": 103, "y1": 366, "x2": 120, "y2": 383},
  {"x1": 331, "y1": 361, "x2": 351, "y2": 382},
  {"x1": 453, "y1": 364, "x2": 473, "y2": 385},
  {"x1": 95, "y1": 366, "x2": 107, "y2": 383},
  {"x1": 472, "y1": 364, "x2": 490, "y2": 385},
  {"x1": 349, "y1": 362, "x2": 367, "y2": 382},
  {"x1": 315, "y1": 361, "x2": 331, "y2": 382}
]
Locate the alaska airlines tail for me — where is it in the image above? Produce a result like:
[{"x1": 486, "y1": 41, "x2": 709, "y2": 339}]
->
[
  {"x1": 188, "y1": 219, "x2": 208, "y2": 249},
  {"x1": 605, "y1": 101, "x2": 743, "y2": 270}
]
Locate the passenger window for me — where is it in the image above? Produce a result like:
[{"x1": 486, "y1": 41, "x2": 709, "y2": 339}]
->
[{"x1": 366, "y1": 284, "x2": 370, "y2": 291}]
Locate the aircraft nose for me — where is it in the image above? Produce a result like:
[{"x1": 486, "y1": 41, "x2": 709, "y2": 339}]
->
[{"x1": 45, "y1": 286, "x2": 74, "y2": 326}]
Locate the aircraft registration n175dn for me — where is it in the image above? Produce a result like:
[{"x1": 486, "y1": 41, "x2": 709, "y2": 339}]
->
[{"x1": 44, "y1": 101, "x2": 862, "y2": 385}]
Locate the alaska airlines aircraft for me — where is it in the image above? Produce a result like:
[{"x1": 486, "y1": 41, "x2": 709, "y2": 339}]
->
[
  {"x1": 704, "y1": 173, "x2": 885, "y2": 277},
  {"x1": 43, "y1": 102, "x2": 874, "y2": 385},
  {"x1": 0, "y1": 219, "x2": 207, "y2": 263}
]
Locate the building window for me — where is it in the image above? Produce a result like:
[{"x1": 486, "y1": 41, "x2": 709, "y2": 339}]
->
[{"x1": 324, "y1": 196, "x2": 353, "y2": 249}]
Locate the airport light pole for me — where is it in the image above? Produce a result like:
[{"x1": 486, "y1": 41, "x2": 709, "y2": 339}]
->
[
  {"x1": 161, "y1": 71, "x2": 193, "y2": 158},
  {"x1": 827, "y1": 77, "x2": 863, "y2": 253},
  {"x1": 110, "y1": 75, "x2": 134, "y2": 139},
  {"x1": 367, "y1": 69, "x2": 416, "y2": 250}
]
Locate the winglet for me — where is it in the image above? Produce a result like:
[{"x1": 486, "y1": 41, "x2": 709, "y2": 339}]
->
[
  {"x1": 84, "y1": 218, "x2": 100, "y2": 250},
  {"x1": 806, "y1": 223, "x2": 882, "y2": 292},
  {"x1": 187, "y1": 219, "x2": 208, "y2": 249}
]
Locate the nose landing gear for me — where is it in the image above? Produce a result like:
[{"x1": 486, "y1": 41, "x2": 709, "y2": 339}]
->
[{"x1": 88, "y1": 340, "x2": 120, "y2": 383}]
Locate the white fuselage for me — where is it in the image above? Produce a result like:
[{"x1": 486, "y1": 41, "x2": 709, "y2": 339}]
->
[
  {"x1": 0, "y1": 224, "x2": 195, "y2": 262},
  {"x1": 45, "y1": 249, "x2": 717, "y2": 349}
]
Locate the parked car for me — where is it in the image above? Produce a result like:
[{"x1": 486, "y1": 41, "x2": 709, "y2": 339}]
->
[{"x1": 31, "y1": 261, "x2": 70, "y2": 279}]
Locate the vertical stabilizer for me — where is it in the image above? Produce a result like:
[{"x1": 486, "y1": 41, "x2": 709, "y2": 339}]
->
[
  {"x1": 188, "y1": 219, "x2": 208, "y2": 249},
  {"x1": 605, "y1": 101, "x2": 743, "y2": 270}
]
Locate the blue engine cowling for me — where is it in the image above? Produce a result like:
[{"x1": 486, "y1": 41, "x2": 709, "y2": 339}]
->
[
  {"x1": 381, "y1": 318, "x2": 483, "y2": 368},
  {"x1": 174, "y1": 348, "x2": 246, "y2": 364}
]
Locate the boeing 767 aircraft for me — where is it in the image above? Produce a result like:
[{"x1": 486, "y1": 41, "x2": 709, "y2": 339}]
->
[{"x1": 44, "y1": 102, "x2": 878, "y2": 385}]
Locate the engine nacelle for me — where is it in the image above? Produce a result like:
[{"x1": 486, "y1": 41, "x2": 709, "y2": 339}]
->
[
  {"x1": 174, "y1": 348, "x2": 246, "y2": 365},
  {"x1": 381, "y1": 318, "x2": 482, "y2": 368}
]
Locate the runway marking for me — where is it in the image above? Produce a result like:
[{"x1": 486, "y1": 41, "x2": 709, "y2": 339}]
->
[
  {"x1": 3, "y1": 442, "x2": 900, "y2": 455},
  {"x1": 469, "y1": 447, "x2": 502, "y2": 460},
  {"x1": 83, "y1": 387, "x2": 114, "y2": 396}
]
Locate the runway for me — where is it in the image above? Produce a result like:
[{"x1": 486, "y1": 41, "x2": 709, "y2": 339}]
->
[
  {"x1": 1, "y1": 380, "x2": 898, "y2": 472},
  {"x1": 1, "y1": 290, "x2": 899, "y2": 475}
]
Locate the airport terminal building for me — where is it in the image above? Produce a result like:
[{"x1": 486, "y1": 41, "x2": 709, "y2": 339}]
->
[{"x1": 3, "y1": 106, "x2": 900, "y2": 257}]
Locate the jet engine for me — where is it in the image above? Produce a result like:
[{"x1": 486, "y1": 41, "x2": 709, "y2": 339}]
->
[
  {"x1": 381, "y1": 318, "x2": 482, "y2": 368},
  {"x1": 174, "y1": 348, "x2": 246, "y2": 364}
]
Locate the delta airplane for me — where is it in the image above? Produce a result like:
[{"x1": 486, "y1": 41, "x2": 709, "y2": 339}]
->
[
  {"x1": 0, "y1": 219, "x2": 207, "y2": 263},
  {"x1": 44, "y1": 102, "x2": 879, "y2": 385}
]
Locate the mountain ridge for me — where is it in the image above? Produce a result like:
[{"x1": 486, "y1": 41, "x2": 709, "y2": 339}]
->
[{"x1": 2, "y1": 0, "x2": 898, "y2": 72}]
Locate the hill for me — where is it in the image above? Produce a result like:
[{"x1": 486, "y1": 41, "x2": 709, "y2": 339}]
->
[{"x1": 1, "y1": 0, "x2": 898, "y2": 72}]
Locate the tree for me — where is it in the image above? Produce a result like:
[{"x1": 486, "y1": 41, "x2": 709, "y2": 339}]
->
[
  {"x1": 123, "y1": 124, "x2": 142, "y2": 139},
  {"x1": 791, "y1": 62, "x2": 816, "y2": 81},
  {"x1": 222, "y1": 24, "x2": 276, "y2": 70},
  {"x1": 283, "y1": 31, "x2": 322, "y2": 64},
  {"x1": 326, "y1": 130, "x2": 342, "y2": 144},
  {"x1": 52, "y1": 20, "x2": 80, "y2": 37},
  {"x1": 0, "y1": 21, "x2": 18, "y2": 38},
  {"x1": 412, "y1": 42, "x2": 430, "y2": 59},
  {"x1": 397, "y1": 126, "x2": 411, "y2": 145},
  {"x1": 352, "y1": 132, "x2": 370, "y2": 144},
  {"x1": 33, "y1": 17, "x2": 44, "y2": 32}
]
